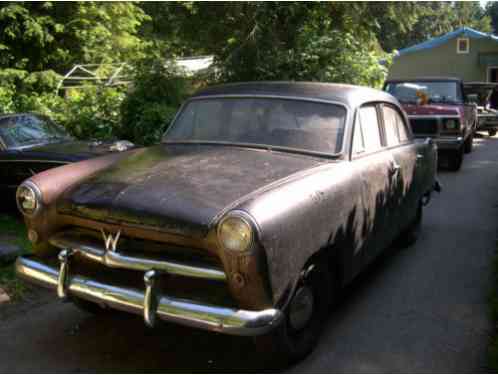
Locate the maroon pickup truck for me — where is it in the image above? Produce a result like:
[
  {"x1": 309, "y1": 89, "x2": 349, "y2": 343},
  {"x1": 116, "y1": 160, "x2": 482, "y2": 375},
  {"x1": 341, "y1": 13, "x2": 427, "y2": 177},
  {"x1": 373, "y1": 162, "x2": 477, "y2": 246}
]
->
[{"x1": 384, "y1": 77, "x2": 477, "y2": 171}]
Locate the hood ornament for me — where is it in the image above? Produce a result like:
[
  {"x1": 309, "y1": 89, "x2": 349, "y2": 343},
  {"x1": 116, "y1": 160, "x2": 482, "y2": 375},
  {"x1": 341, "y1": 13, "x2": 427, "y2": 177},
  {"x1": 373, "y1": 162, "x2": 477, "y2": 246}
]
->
[{"x1": 101, "y1": 229, "x2": 121, "y2": 252}]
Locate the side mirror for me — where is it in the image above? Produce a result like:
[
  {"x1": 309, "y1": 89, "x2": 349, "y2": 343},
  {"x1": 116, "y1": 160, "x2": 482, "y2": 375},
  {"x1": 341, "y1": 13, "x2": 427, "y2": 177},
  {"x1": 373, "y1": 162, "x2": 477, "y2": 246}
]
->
[{"x1": 424, "y1": 137, "x2": 433, "y2": 146}]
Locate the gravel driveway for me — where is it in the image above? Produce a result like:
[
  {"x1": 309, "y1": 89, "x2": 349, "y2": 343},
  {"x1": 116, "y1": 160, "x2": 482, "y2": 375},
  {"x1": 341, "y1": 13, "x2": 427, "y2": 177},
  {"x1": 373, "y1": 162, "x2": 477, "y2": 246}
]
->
[{"x1": 1, "y1": 134, "x2": 497, "y2": 373}]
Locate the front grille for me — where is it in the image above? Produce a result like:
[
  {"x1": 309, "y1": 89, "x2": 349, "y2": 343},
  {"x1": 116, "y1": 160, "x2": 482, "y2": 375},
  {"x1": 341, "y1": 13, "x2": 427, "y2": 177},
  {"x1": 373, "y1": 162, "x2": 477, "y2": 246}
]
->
[
  {"x1": 409, "y1": 118, "x2": 439, "y2": 135},
  {"x1": 69, "y1": 226, "x2": 220, "y2": 268},
  {"x1": 49, "y1": 227, "x2": 226, "y2": 282}
]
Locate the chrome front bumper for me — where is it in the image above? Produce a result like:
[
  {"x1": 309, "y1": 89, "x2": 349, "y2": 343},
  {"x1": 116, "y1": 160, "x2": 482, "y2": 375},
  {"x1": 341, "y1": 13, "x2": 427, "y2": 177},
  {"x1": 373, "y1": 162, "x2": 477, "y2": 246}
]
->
[
  {"x1": 15, "y1": 255, "x2": 283, "y2": 336},
  {"x1": 434, "y1": 136, "x2": 464, "y2": 151}
]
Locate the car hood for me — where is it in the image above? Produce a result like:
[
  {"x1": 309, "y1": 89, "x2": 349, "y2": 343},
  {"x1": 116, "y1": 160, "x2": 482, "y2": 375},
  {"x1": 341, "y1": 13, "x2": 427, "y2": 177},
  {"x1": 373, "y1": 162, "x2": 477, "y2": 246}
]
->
[
  {"x1": 26, "y1": 140, "x2": 128, "y2": 161},
  {"x1": 401, "y1": 103, "x2": 462, "y2": 117},
  {"x1": 57, "y1": 144, "x2": 326, "y2": 238}
]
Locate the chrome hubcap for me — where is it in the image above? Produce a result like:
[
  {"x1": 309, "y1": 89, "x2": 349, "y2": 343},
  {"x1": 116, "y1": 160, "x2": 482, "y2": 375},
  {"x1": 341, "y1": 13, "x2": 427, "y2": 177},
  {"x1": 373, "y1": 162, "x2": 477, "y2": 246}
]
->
[{"x1": 289, "y1": 285, "x2": 314, "y2": 331}]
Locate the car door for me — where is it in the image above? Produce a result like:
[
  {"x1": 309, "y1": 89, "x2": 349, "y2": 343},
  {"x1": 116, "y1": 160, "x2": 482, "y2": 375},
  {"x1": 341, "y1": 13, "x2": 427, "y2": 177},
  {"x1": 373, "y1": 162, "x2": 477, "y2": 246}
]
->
[
  {"x1": 351, "y1": 103, "x2": 397, "y2": 269},
  {"x1": 380, "y1": 104, "x2": 420, "y2": 232}
]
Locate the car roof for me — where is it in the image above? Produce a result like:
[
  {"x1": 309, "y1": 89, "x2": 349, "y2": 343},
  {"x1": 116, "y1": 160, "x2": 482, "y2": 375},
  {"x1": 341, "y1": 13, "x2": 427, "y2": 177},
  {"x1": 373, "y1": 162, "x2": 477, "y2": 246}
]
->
[
  {"x1": 385, "y1": 77, "x2": 462, "y2": 83},
  {"x1": 191, "y1": 81, "x2": 399, "y2": 109}
]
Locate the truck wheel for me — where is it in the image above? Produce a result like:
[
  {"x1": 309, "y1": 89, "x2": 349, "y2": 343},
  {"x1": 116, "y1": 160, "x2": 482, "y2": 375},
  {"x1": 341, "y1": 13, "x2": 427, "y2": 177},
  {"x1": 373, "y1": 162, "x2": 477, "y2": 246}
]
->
[
  {"x1": 464, "y1": 133, "x2": 473, "y2": 154},
  {"x1": 396, "y1": 202, "x2": 422, "y2": 248},
  {"x1": 254, "y1": 259, "x2": 332, "y2": 367},
  {"x1": 448, "y1": 147, "x2": 463, "y2": 171},
  {"x1": 489, "y1": 129, "x2": 497, "y2": 137}
]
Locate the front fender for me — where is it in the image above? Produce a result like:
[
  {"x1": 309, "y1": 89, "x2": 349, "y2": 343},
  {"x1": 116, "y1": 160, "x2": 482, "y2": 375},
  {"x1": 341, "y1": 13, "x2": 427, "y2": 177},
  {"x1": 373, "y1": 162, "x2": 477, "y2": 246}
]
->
[
  {"x1": 239, "y1": 162, "x2": 365, "y2": 304},
  {"x1": 22, "y1": 149, "x2": 139, "y2": 255}
]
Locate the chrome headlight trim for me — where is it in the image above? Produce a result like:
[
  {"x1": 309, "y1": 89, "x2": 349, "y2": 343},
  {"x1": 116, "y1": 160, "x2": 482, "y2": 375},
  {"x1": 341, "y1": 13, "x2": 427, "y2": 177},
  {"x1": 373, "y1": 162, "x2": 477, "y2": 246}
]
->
[
  {"x1": 217, "y1": 211, "x2": 257, "y2": 253},
  {"x1": 16, "y1": 180, "x2": 43, "y2": 217}
]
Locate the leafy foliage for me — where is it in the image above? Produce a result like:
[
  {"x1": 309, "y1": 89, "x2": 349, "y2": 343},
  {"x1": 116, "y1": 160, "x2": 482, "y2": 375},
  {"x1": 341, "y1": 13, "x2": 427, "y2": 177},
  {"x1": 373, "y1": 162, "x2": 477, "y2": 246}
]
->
[
  {"x1": 120, "y1": 57, "x2": 191, "y2": 145},
  {"x1": 377, "y1": 2, "x2": 492, "y2": 52},
  {"x1": 0, "y1": 2, "x2": 149, "y2": 72},
  {"x1": 0, "y1": 2, "x2": 492, "y2": 145}
]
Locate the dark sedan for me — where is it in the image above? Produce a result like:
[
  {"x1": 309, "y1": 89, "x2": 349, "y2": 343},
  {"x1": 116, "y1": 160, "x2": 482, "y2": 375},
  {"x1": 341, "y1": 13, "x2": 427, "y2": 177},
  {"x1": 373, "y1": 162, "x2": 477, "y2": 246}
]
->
[
  {"x1": 15, "y1": 83, "x2": 439, "y2": 365},
  {"x1": 0, "y1": 113, "x2": 134, "y2": 195}
]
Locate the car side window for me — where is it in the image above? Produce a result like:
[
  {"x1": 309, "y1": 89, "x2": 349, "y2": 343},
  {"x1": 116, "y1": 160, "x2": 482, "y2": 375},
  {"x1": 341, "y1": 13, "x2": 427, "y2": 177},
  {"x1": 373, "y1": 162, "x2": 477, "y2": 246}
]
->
[
  {"x1": 352, "y1": 113, "x2": 365, "y2": 155},
  {"x1": 383, "y1": 105, "x2": 411, "y2": 146},
  {"x1": 382, "y1": 106, "x2": 400, "y2": 147},
  {"x1": 358, "y1": 105, "x2": 382, "y2": 153},
  {"x1": 395, "y1": 112, "x2": 410, "y2": 142}
]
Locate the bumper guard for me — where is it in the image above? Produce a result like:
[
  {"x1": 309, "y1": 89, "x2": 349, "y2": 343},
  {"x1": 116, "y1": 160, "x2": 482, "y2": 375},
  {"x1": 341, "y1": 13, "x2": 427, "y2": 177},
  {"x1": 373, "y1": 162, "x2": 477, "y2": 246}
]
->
[{"x1": 15, "y1": 254, "x2": 283, "y2": 336}]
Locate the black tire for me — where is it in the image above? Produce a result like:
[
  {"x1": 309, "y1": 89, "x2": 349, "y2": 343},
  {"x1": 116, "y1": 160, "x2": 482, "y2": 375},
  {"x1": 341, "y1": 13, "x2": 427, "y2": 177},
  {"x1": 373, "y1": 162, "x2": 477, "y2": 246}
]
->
[
  {"x1": 254, "y1": 258, "x2": 333, "y2": 367},
  {"x1": 396, "y1": 202, "x2": 422, "y2": 248},
  {"x1": 464, "y1": 133, "x2": 473, "y2": 154},
  {"x1": 489, "y1": 129, "x2": 497, "y2": 137},
  {"x1": 72, "y1": 298, "x2": 110, "y2": 315},
  {"x1": 448, "y1": 147, "x2": 463, "y2": 171}
]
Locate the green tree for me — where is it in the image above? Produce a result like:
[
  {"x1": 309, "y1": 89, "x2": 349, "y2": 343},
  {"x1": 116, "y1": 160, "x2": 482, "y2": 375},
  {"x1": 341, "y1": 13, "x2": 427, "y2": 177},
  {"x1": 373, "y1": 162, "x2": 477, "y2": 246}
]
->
[
  {"x1": 378, "y1": 2, "x2": 492, "y2": 52},
  {"x1": 0, "y1": 2, "x2": 149, "y2": 73},
  {"x1": 156, "y1": 2, "x2": 400, "y2": 86}
]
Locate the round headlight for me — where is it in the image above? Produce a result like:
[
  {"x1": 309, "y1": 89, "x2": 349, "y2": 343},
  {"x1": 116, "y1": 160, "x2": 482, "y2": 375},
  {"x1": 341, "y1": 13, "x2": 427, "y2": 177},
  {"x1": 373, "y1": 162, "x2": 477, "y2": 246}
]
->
[
  {"x1": 16, "y1": 182, "x2": 41, "y2": 216},
  {"x1": 218, "y1": 215, "x2": 253, "y2": 252}
]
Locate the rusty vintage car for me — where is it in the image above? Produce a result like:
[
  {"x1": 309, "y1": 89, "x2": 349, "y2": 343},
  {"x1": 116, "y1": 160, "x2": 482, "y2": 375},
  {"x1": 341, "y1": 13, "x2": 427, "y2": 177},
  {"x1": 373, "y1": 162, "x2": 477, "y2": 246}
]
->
[{"x1": 15, "y1": 82, "x2": 439, "y2": 364}]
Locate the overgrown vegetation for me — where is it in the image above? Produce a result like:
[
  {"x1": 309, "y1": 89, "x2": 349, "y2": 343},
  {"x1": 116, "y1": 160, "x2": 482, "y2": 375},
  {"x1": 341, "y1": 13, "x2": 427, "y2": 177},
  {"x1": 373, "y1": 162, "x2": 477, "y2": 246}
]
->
[
  {"x1": 0, "y1": 214, "x2": 31, "y2": 300},
  {"x1": 0, "y1": 2, "x2": 494, "y2": 145}
]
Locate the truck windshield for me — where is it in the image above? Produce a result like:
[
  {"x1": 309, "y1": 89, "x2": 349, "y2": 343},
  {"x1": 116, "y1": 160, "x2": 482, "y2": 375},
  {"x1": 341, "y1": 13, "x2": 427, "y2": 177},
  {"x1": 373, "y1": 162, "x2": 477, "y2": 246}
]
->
[
  {"x1": 163, "y1": 97, "x2": 347, "y2": 155},
  {"x1": 385, "y1": 81, "x2": 463, "y2": 105}
]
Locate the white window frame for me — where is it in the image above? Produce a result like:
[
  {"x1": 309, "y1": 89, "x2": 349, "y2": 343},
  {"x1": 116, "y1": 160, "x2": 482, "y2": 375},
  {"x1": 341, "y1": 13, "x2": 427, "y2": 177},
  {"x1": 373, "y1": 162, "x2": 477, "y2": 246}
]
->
[{"x1": 457, "y1": 37, "x2": 470, "y2": 54}]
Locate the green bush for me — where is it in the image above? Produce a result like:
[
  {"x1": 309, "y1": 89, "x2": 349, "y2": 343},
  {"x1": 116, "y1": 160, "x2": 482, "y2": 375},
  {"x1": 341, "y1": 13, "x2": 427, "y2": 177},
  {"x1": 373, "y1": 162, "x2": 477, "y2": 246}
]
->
[
  {"x1": 56, "y1": 87, "x2": 126, "y2": 141},
  {"x1": 0, "y1": 61, "x2": 192, "y2": 145},
  {"x1": 120, "y1": 59, "x2": 191, "y2": 145}
]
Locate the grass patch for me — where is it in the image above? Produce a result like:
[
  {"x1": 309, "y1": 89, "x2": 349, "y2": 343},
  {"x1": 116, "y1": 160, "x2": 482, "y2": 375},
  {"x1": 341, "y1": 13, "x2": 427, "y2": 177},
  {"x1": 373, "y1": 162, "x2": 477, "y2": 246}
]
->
[{"x1": 0, "y1": 213, "x2": 31, "y2": 300}]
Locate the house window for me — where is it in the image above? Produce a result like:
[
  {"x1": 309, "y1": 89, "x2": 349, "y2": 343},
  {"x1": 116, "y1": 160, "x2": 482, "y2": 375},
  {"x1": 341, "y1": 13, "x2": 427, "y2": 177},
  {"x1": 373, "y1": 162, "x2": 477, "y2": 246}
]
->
[{"x1": 457, "y1": 38, "x2": 470, "y2": 54}]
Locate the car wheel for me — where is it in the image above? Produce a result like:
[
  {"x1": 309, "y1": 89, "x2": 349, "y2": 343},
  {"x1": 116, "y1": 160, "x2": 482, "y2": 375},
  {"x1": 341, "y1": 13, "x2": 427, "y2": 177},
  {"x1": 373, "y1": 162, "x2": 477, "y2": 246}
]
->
[
  {"x1": 448, "y1": 147, "x2": 463, "y2": 171},
  {"x1": 489, "y1": 129, "x2": 497, "y2": 137},
  {"x1": 396, "y1": 202, "x2": 422, "y2": 248},
  {"x1": 254, "y1": 258, "x2": 332, "y2": 367},
  {"x1": 72, "y1": 298, "x2": 110, "y2": 315},
  {"x1": 464, "y1": 133, "x2": 473, "y2": 154}
]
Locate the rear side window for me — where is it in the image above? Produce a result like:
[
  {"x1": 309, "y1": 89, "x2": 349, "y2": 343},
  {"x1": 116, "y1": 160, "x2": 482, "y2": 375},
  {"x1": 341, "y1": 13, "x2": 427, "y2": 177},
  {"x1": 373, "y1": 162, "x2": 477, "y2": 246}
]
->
[
  {"x1": 382, "y1": 105, "x2": 411, "y2": 146},
  {"x1": 383, "y1": 106, "x2": 399, "y2": 146},
  {"x1": 397, "y1": 117, "x2": 409, "y2": 142},
  {"x1": 358, "y1": 105, "x2": 382, "y2": 153}
]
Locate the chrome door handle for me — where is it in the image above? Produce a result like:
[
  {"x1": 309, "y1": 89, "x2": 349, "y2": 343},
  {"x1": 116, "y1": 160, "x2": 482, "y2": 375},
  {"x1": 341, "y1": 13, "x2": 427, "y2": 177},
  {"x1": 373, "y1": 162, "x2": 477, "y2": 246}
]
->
[{"x1": 416, "y1": 154, "x2": 424, "y2": 161}]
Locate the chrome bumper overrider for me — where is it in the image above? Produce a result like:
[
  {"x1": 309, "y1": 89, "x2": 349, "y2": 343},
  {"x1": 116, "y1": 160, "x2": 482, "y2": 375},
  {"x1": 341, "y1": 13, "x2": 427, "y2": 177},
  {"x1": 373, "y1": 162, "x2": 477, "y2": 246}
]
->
[{"x1": 15, "y1": 255, "x2": 283, "y2": 336}]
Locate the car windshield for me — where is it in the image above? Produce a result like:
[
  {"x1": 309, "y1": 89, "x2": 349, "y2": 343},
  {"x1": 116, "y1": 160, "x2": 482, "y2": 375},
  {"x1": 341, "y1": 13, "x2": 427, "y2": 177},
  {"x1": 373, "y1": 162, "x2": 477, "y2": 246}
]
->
[
  {"x1": 0, "y1": 114, "x2": 72, "y2": 149},
  {"x1": 385, "y1": 81, "x2": 463, "y2": 105},
  {"x1": 163, "y1": 98, "x2": 347, "y2": 155}
]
